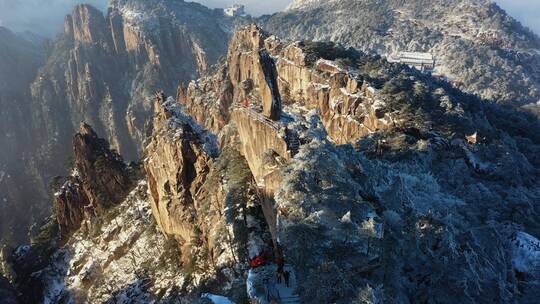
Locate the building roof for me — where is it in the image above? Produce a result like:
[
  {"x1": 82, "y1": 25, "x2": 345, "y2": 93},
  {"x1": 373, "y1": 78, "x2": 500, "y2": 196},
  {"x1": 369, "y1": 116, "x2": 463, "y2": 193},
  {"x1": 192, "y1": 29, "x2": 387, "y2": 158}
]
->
[{"x1": 397, "y1": 52, "x2": 434, "y2": 65}]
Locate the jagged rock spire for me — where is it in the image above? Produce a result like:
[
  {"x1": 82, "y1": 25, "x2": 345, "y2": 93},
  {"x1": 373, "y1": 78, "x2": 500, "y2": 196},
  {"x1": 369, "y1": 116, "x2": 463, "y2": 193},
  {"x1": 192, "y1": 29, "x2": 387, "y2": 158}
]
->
[
  {"x1": 54, "y1": 123, "x2": 132, "y2": 235},
  {"x1": 258, "y1": 50, "x2": 282, "y2": 121}
]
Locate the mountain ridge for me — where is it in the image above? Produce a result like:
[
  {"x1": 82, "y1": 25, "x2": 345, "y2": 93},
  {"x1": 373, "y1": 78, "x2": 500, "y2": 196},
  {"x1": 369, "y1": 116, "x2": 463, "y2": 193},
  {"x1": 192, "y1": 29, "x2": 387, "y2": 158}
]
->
[{"x1": 259, "y1": 0, "x2": 540, "y2": 105}]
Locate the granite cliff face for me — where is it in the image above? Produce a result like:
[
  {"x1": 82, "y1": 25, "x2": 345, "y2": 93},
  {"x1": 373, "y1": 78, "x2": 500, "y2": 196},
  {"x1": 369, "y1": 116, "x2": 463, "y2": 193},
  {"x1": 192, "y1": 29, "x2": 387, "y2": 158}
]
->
[
  {"x1": 144, "y1": 96, "x2": 215, "y2": 246},
  {"x1": 144, "y1": 96, "x2": 263, "y2": 303},
  {"x1": 32, "y1": 1, "x2": 230, "y2": 162},
  {"x1": 180, "y1": 25, "x2": 395, "y2": 147},
  {"x1": 0, "y1": 0, "x2": 233, "y2": 247}
]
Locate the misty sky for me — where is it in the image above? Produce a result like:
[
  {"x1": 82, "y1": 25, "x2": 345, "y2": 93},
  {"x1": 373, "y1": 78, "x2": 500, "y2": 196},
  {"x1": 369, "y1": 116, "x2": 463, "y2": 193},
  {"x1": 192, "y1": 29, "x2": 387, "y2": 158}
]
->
[{"x1": 0, "y1": 0, "x2": 539, "y2": 37}]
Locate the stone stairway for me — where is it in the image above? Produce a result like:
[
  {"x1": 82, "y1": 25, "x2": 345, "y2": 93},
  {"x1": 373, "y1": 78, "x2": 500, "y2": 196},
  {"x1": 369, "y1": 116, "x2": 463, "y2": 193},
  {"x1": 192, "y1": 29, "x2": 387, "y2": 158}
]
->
[
  {"x1": 277, "y1": 264, "x2": 300, "y2": 304},
  {"x1": 281, "y1": 294, "x2": 301, "y2": 304}
]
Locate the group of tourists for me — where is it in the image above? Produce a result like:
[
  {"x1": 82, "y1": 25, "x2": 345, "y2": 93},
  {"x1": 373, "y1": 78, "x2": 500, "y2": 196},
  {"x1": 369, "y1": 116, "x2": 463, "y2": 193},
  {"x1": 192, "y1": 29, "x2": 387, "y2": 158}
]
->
[
  {"x1": 275, "y1": 255, "x2": 291, "y2": 288},
  {"x1": 251, "y1": 242, "x2": 294, "y2": 302}
]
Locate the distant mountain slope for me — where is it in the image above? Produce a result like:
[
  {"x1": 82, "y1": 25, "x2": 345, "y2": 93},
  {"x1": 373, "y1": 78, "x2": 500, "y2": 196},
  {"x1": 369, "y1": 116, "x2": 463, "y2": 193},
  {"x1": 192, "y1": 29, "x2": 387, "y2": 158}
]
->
[
  {"x1": 31, "y1": 0, "x2": 231, "y2": 165},
  {"x1": 0, "y1": 27, "x2": 47, "y2": 246},
  {"x1": 259, "y1": 0, "x2": 540, "y2": 105}
]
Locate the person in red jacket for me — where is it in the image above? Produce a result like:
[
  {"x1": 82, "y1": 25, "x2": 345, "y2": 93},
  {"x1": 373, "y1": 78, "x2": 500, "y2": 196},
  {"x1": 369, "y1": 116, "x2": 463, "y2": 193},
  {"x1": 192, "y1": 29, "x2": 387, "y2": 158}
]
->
[
  {"x1": 250, "y1": 251, "x2": 267, "y2": 268},
  {"x1": 243, "y1": 99, "x2": 249, "y2": 108}
]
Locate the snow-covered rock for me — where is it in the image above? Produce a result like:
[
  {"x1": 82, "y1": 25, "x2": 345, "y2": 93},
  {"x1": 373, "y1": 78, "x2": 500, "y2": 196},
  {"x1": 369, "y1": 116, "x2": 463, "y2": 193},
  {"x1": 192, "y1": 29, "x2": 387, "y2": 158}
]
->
[{"x1": 512, "y1": 232, "x2": 540, "y2": 275}]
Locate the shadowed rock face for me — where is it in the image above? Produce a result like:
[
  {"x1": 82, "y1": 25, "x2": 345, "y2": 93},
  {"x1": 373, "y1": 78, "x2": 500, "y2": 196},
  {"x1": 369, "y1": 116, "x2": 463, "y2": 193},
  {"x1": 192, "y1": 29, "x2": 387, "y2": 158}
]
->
[
  {"x1": 73, "y1": 123, "x2": 131, "y2": 212},
  {"x1": 54, "y1": 123, "x2": 131, "y2": 235},
  {"x1": 0, "y1": 26, "x2": 47, "y2": 246},
  {"x1": 257, "y1": 50, "x2": 282, "y2": 120},
  {"x1": 0, "y1": 274, "x2": 18, "y2": 304},
  {"x1": 232, "y1": 108, "x2": 290, "y2": 183},
  {"x1": 53, "y1": 181, "x2": 89, "y2": 235}
]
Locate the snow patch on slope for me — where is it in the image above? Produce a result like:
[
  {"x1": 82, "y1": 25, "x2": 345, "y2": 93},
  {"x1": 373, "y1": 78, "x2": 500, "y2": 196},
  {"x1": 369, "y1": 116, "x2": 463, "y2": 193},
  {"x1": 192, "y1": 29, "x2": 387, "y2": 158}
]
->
[
  {"x1": 202, "y1": 293, "x2": 235, "y2": 304},
  {"x1": 41, "y1": 181, "x2": 187, "y2": 303},
  {"x1": 512, "y1": 231, "x2": 540, "y2": 274},
  {"x1": 161, "y1": 97, "x2": 220, "y2": 157},
  {"x1": 287, "y1": 0, "x2": 339, "y2": 11}
]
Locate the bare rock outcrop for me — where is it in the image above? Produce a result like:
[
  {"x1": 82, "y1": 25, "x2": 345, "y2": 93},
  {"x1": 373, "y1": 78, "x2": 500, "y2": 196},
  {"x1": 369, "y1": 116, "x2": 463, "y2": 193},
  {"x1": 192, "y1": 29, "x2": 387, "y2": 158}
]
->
[
  {"x1": 232, "y1": 108, "x2": 290, "y2": 184},
  {"x1": 274, "y1": 43, "x2": 396, "y2": 144},
  {"x1": 177, "y1": 65, "x2": 234, "y2": 134},
  {"x1": 65, "y1": 5, "x2": 110, "y2": 45},
  {"x1": 144, "y1": 97, "x2": 215, "y2": 247},
  {"x1": 178, "y1": 25, "x2": 283, "y2": 134},
  {"x1": 144, "y1": 96, "x2": 263, "y2": 299},
  {"x1": 227, "y1": 25, "x2": 282, "y2": 119},
  {"x1": 53, "y1": 123, "x2": 132, "y2": 235},
  {"x1": 74, "y1": 123, "x2": 131, "y2": 210},
  {"x1": 54, "y1": 180, "x2": 89, "y2": 234},
  {"x1": 178, "y1": 25, "x2": 395, "y2": 146}
]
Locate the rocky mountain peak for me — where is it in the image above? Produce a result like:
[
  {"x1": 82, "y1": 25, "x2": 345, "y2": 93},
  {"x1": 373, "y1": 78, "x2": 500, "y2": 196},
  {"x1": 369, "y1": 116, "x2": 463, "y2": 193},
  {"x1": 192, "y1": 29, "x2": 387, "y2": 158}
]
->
[
  {"x1": 144, "y1": 95, "x2": 215, "y2": 243},
  {"x1": 65, "y1": 4, "x2": 109, "y2": 44},
  {"x1": 78, "y1": 121, "x2": 97, "y2": 136},
  {"x1": 73, "y1": 122, "x2": 124, "y2": 168},
  {"x1": 54, "y1": 123, "x2": 132, "y2": 235}
]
